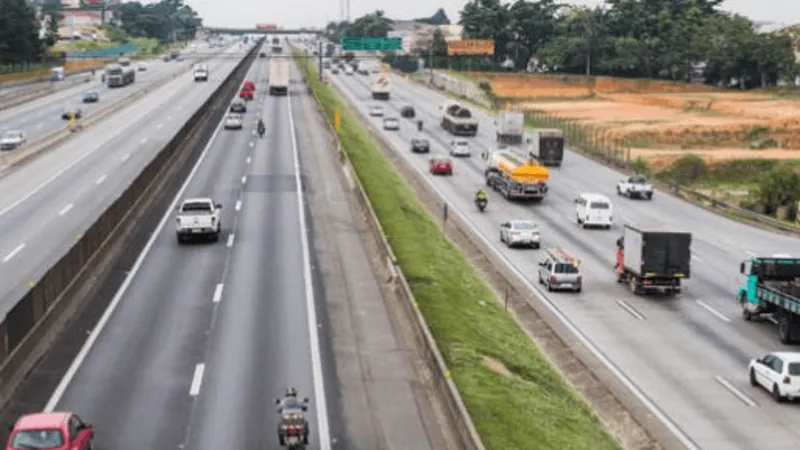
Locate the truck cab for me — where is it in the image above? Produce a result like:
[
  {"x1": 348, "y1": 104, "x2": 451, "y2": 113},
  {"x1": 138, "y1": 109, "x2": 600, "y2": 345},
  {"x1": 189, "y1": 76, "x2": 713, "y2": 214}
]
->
[
  {"x1": 739, "y1": 256, "x2": 800, "y2": 343},
  {"x1": 176, "y1": 198, "x2": 222, "y2": 243}
]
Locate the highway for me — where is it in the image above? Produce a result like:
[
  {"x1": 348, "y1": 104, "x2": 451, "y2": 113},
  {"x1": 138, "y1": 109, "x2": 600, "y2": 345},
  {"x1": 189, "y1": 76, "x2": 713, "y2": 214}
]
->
[
  {"x1": 25, "y1": 55, "x2": 448, "y2": 450},
  {"x1": 0, "y1": 43, "x2": 222, "y2": 143},
  {"x1": 329, "y1": 69, "x2": 800, "y2": 449},
  {"x1": 0, "y1": 45, "x2": 250, "y2": 316}
]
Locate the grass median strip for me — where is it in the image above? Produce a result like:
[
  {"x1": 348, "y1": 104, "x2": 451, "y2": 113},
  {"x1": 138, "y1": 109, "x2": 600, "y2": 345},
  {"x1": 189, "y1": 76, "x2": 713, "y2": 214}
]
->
[{"x1": 294, "y1": 58, "x2": 620, "y2": 450}]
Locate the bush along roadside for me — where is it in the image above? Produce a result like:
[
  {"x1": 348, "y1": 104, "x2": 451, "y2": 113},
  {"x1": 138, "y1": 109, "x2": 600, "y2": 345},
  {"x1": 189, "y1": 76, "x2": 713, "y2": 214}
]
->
[{"x1": 294, "y1": 58, "x2": 620, "y2": 450}]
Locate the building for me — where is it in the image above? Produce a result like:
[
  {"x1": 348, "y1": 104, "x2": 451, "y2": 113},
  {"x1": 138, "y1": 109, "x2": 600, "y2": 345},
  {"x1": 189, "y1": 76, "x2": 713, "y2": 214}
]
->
[{"x1": 387, "y1": 21, "x2": 462, "y2": 54}]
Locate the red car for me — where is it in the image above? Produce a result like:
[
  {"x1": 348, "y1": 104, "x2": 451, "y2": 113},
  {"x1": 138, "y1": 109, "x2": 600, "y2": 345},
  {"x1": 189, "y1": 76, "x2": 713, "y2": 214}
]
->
[
  {"x1": 239, "y1": 88, "x2": 253, "y2": 100},
  {"x1": 242, "y1": 80, "x2": 256, "y2": 92},
  {"x1": 429, "y1": 157, "x2": 453, "y2": 175},
  {"x1": 6, "y1": 412, "x2": 94, "y2": 450}
]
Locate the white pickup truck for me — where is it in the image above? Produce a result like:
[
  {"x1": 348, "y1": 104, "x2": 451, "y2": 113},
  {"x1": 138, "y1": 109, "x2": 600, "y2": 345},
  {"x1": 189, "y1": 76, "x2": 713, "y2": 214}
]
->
[
  {"x1": 616, "y1": 175, "x2": 654, "y2": 200},
  {"x1": 176, "y1": 198, "x2": 222, "y2": 243}
]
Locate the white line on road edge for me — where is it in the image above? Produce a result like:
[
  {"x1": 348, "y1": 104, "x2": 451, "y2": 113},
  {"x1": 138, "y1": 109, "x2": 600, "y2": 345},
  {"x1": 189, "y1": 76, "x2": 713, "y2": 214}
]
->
[
  {"x1": 226, "y1": 234, "x2": 234, "y2": 247},
  {"x1": 189, "y1": 363, "x2": 205, "y2": 396},
  {"x1": 122, "y1": 153, "x2": 130, "y2": 162},
  {"x1": 327, "y1": 75, "x2": 701, "y2": 450},
  {"x1": 287, "y1": 90, "x2": 331, "y2": 450},
  {"x1": 234, "y1": 200, "x2": 241, "y2": 211},
  {"x1": 696, "y1": 300, "x2": 732, "y2": 323},
  {"x1": 212, "y1": 283, "x2": 224, "y2": 303},
  {"x1": 95, "y1": 174, "x2": 107, "y2": 184},
  {"x1": 2, "y1": 243, "x2": 25, "y2": 263},
  {"x1": 616, "y1": 300, "x2": 645, "y2": 320},
  {"x1": 241, "y1": 175, "x2": 247, "y2": 184},
  {"x1": 714, "y1": 376, "x2": 757, "y2": 407},
  {"x1": 43, "y1": 105, "x2": 228, "y2": 412},
  {"x1": 58, "y1": 204, "x2": 73, "y2": 216}
]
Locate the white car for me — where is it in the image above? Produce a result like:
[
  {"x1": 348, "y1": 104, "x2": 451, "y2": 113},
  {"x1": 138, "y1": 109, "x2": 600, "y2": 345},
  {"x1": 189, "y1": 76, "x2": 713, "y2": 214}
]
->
[
  {"x1": 224, "y1": 113, "x2": 243, "y2": 129},
  {"x1": 383, "y1": 117, "x2": 400, "y2": 130},
  {"x1": 449, "y1": 139, "x2": 471, "y2": 157},
  {"x1": 0, "y1": 130, "x2": 26, "y2": 150},
  {"x1": 749, "y1": 352, "x2": 800, "y2": 402},
  {"x1": 499, "y1": 220, "x2": 541, "y2": 249},
  {"x1": 137, "y1": 63, "x2": 147, "y2": 72},
  {"x1": 369, "y1": 106, "x2": 384, "y2": 117},
  {"x1": 617, "y1": 175, "x2": 654, "y2": 199},
  {"x1": 345, "y1": 66, "x2": 354, "y2": 75}
]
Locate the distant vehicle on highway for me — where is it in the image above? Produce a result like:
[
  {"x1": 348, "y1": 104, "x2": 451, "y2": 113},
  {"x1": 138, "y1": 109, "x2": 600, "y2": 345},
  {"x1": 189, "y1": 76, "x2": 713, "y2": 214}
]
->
[
  {"x1": 0, "y1": 130, "x2": 26, "y2": 150},
  {"x1": 499, "y1": 219, "x2": 541, "y2": 249},
  {"x1": 749, "y1": 352, "x2": 800, "y2": 402},
  {"x1": 538, "y1": 247, "x2": 582, "y2": 292},
  {"x1": 383, "y1": 117, "x2": 399, "y2": 130},
  {"x1": 82, "y1": 90, "x2": 99, "y2": 103},
  {"x1": 6, "y1": 412, "x2": 94, "y2": 450},
  {"x1": 162, "y1": 54, "x2": 171, "y2": 62},
  {"x1": 137, "y1": 63, "x2": 147, "y2": 71},
  {"x1": 368, "y1": 106, "x2": 383, "y2": 117},
  {"x1": 449, "y1": 139, "x2": 472, "y2": 157},
  {"x1": 410, "y1": 137, "x2": 429, "y2": 153},
  {"x1": 224, "y1": 113, "x2": 244, "y2": 129},
  {"x1": 230, "y1": 99, "x2": 247, "y2": 113},
  {"x1": 401, "y1": 105, "x2": 415, "y2": 118},
  {"x1": 176, "y1": 197, "x2": 222, "y2": 243},
  {"x1": 239, "y1": 88, "x2": 253, "y2": 100},
  {"x1": 429, "y1": 157, "x2": 453, "y2": 176},
  {"x1": 617, "y1": 175, "x2": 654, "y2": 199},
  {"x1": 61, "y1": 105, "x2": 83, "y2": 120},
  {"x1": 242, "y1": 80, "x2": 256, "y2": 92}
]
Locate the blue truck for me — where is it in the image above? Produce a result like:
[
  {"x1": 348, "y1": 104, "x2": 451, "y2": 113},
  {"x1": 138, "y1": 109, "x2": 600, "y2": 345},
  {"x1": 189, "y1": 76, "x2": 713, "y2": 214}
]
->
[{"x1": 738, "y1": 256, "x2": 800, "y2": 344}]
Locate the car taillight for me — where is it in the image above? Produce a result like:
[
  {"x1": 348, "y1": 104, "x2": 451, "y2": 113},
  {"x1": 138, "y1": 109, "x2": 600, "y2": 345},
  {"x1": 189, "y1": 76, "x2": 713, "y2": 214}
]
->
[
  {"x1": 784, "y1": 376, "x2": 791, "y2": 384},
  {"x1": 549, "y1": 276, "x2": 557, "y2": 283}
]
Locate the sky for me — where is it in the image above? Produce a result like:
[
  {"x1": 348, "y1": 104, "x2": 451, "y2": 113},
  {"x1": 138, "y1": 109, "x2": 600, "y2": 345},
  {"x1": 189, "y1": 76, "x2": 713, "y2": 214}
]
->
[{"x1": 186, "y1": 0, "x2": 800, "y2": 30}]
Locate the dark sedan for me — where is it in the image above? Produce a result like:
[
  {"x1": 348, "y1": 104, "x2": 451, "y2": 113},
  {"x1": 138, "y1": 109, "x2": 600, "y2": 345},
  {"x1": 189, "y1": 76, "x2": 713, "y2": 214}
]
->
[
  {"x1": 82, "y1": 91, "x2": 99, "y2": 103},
  {"x1": 61, "y1": 106, "x2": 83, "y2": 120},
  {"x1": 401, "y1": 105, "x2": 415, "y2": 118},
  {"x1": 411, "y1": 137, "x2": 430, "y2": 153}
]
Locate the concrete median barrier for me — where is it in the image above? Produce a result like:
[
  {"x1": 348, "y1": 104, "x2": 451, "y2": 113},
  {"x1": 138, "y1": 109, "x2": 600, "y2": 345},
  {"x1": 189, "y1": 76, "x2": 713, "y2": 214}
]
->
[
  {"x1": 0, "y1": 42, "x2": 260, "y2": 415},
  {"x1": 0, "y1": 56, "x2": 217, "y2": 174},
  {"x1": 0, "y1": 75, "x2": 94, "y2": 111}
]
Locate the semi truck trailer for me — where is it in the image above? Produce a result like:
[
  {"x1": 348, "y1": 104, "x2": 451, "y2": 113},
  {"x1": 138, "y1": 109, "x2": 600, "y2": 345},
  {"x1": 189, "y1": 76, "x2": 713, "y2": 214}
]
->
[{"x1": 268, "y1": 60, "x2": 289, "y2": 95}]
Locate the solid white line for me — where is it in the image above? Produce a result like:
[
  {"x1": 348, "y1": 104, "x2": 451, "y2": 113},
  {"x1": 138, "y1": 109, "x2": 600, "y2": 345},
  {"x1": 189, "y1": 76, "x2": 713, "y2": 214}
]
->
[
  {"x1": 616, "y1": 299, "x2": 645, "y2": 320},
  {"x1": 714, "y1": 376, "x2": 757, "y2": 407},
  {"x1": 2, "y1": 243, "x2": 25, "y2": 263},
  {"x1": 121, "y1": 153, "x2": 130, "y2": 162},
  {"x1": 58, "y1": 203, "x2": 73, "y2": 216},
  {"x1": 95, "y1": 174, "x2": 107, "y2": 184},
  {"x1": 241, "y1": 175, "x2": 247, "y2": 184},
  {"x1": 226, "y1": 233, "x2": 234, "y2": 247},
  {"x1": 696, "y1": 300, "x2": 732, "y2": 323},
  {"x1": 43, "y1": 97, "x2": 230, "y2": 412},
  {"x1": 235, "y1": 200, "x2": 242, "y2": 211},
  {"x1": 189, "y1": 363, "x2": 205, "y2": 396},
  {"x1": 212, "y1": 283, "x2": 224, "y2": 303},
  {"x1": 288, "y1": 88, "x2": 331, "y2": 449}
]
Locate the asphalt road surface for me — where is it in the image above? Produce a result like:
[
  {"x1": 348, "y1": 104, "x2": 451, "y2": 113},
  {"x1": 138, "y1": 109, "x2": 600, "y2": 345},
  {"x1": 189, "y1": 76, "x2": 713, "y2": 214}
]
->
[
  {"x1": 0, "y1": 47, "x2": 249, "y2": 316},
  {"x1": 329, "y1": 69, "x2": 800, "y2": 450},
  {"x1": 0, "y1": 43, "x2": 231, "y2": 143},
  {"x1": 32, "y1": 58, "x2": 448, "y2": 450}
]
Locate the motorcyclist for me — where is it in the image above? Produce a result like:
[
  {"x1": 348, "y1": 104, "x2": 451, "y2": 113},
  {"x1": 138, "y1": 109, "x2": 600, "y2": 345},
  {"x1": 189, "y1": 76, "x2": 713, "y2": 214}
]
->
[
  {"x1": 475, "y1": 187, "x2": 488, "y2": 203},
  {"x1": 257, "y1": 118, "x2": 265, "y2": 138},
  {"x1": 276, "y1": 387, "x2": 309, "y2": 446},
  {"x1": 417, "y1": 119, "x2": 423, "y2": 131}
]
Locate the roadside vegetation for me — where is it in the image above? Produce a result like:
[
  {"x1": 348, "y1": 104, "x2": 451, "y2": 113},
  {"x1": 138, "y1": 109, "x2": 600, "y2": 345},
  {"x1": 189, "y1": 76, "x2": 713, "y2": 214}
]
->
[{"x1": 294, "y1": 53, "x2": 620, "y2": 450}]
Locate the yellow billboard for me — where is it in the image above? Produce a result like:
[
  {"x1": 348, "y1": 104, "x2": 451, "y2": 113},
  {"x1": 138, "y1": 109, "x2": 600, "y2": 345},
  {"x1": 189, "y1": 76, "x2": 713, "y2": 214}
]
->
[{"x1": 447, "y1": 39, "x2": 495, "y2": 56}]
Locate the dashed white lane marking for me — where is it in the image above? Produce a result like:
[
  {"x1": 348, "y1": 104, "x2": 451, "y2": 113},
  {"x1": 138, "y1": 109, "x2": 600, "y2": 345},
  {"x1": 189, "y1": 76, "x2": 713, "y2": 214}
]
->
[
  {"x1": 36, "y1": 123, "x2": 44, "y2": 128},
  {"x1": 167, "y1": 116, "x2": 173, "y2": 121},
  {"x1": 235, "y1": 200, "x2": 241, "y2": 211},
  {"x1": 241, "y1": 175, "x2": 247, "y2": 184},
  {"x1": 189, "y1": 363, "x2": 205, "y2": 396},
  {"x1": 226, "y1": 233, "x2": 235, "y2": 247},
  {"x1": 616, "y1": 299, "x2": 645, "y2": 320},
  {"x1": 246, "y1": 156, "x2": 251, "y2": 164},
  {"x1": 58, "y1": 204, "x2": 73, "y2": 216},
  {"x1": 249, "y1": 141, "x2": 254, "y2": 148},
  {"x1": 140, "y1": 138, "x2": 147, "y2": 144},
  {"x1": 157, "y1": 123, "x2": 164, "y2": 129},
  {"x1": 714, "y1": 376, "x2": 757, "y2": 407},
  {"x1": 95, "y1": 174, "x2": 107, "y2": 184},
  {"x1": 3, "y1": 243, "x2": 25, "y2": 263},
  {"x1": 212, "y1": 283, "x2": 224, "y2": 303},
  {"x1": 121, "y1": 153, "x2": 130, "y2": 162},
  {"x1": 696, "y1": 300, "x2": 731, "y2": 323}
]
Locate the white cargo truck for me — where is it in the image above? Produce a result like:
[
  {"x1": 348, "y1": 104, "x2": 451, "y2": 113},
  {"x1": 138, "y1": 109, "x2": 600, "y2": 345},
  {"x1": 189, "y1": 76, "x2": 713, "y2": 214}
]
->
[
  {"x1": 176, "y1": 198, "x2": 222, "y2": 243},
  {"x1": 193, "y1": 64, "x2": 209, "y2": 82},
  {"x1": 529, "y1": 129, "x2": 564, "y2": 167},
  {"x1": 371, "y1": 74, "x2": 391, "y2": 100},
  {"x1": 268, "y1": 60, "x2": 289, "y2": 95},
  {"x1": 495, "y1": 112, "x2": 525, "y2": 145}
]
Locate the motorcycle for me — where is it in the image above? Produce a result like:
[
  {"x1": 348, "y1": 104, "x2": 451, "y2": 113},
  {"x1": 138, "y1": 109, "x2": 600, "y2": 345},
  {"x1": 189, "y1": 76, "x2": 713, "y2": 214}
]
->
[
  {"x1": 417, "y1": 120, "x2": 423, "y2": 131},
  {"x1": 276, "y1": 398, "x2": 310, "y2": 449},
  {"x1": 475, "y1": 198, "x2": 487, "y2": 212}
]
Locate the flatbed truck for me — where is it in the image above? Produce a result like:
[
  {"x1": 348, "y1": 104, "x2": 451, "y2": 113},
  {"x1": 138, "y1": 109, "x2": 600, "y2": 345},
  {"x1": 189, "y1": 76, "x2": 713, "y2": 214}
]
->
[
  {"x1": 739, "y1": 257, "x2": 800, "y2": 343},
  {"x1": 615, "y1": 225, "x2": 691, "y2": 295}
]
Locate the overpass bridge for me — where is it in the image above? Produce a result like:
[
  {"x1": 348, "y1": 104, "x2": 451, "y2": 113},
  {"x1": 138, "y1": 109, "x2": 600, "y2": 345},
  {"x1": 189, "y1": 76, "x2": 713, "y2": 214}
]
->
[{"x1": 203, "y1": 27, "x2": 323, "y2": 36}]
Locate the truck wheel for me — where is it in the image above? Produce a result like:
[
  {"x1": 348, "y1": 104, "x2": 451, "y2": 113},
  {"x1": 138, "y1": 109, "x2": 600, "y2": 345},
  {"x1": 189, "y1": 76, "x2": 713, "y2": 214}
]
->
[
  {"x1": 773, "y1": 384, "x2": 785, "y2": 403},
  {"x1": 749, "y1": 368, "x2": 758, "y2": 387},
  {"x1": 616, "y1": 186, "x2": 622, "y2": 196},
  {"x1": 177, "y1": 235, "x2": 184, "y2": 244},
  {"x1": 779, "y1": 317, "x2": 793, "y2": 344},
  {"x1": 628, "y1": 278, "x2": 639, "y2": 295},
  {"x1": 646, "y1": 192, "x2": 653, "y2": 200}
]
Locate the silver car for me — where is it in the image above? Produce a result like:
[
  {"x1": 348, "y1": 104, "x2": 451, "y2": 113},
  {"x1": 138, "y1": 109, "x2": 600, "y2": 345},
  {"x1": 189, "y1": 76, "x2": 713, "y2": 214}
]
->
[
  {"x1": 224, "y1": 113, "x2": 243, "y2": 129},
  {"x1": 0, "y1": 130, "x2": 26, "y2": 150},
  {"x1": 537, "y1": 247, "x2": 583, "y2": 293},
  {"x1": 369, "y1": 106, "x2": 383, "y2": 117},
  {"x1": 499, "y1": 220, "x2": 540, "y2": 248},
  {"x1": 383, "y1": 117, "x2": 399, "y2": 130}
]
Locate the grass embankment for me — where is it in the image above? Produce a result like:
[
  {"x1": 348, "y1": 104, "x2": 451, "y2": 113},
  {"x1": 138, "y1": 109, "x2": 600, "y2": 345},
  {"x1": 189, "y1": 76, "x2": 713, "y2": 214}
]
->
[{"x1": 295, "y1": 57, "x2": 620, "y2": 449}]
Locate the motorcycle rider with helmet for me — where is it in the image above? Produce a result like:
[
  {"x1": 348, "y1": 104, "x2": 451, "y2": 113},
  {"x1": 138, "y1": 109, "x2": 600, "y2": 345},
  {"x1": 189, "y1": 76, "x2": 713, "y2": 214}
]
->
[
  {"x1": 276, "y1": 387, "x2": 310, "y2": 446},
  {"x1": 257, "y1": 118, "x2": 266, "y2": 138},
  {"x1": 474, "y1": 187, "x2": 488, "y2": 206}
]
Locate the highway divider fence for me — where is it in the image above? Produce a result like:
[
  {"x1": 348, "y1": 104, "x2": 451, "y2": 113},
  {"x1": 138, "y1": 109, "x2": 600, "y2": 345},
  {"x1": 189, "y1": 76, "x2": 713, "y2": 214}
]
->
[
  {"x1": 294, "y1": 51, "x2": 485, "y2": 450},
  {"x1": 0, "y1": 42, "x2": 260, "y2": 411}
]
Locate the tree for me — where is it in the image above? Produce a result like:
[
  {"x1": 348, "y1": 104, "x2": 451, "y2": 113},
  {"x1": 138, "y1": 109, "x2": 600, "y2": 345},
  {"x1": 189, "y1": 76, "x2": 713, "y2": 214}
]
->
[
  {"x1": 414, "y1": 8, "x2": 450, "y2": 26},
  {"x1": 346, "y1": 10, "x2": 393, "y2": 38},
  {"x1": 757, "y1": 169, "x2": 800, "y2": 215},
  {"x1": 39, "y1": 0, "x2": 61, "y2": 47},
  {"x1": 0, "y1": 0, "x2": 45, "y2": 65},
  {"x1": 119, "y1": 0, "x2": 201, "y2": 43}
]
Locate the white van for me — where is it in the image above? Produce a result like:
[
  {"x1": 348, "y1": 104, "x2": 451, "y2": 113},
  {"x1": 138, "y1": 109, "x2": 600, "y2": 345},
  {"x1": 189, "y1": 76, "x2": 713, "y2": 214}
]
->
[{"x1": 575, "y1": 193, "x2": 612, "y2": 229}]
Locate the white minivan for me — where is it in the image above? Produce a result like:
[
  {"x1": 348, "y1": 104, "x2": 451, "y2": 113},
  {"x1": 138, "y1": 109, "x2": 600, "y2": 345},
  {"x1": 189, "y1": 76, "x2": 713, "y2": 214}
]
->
[{"x1": 575, "y1": 193, "x2": 612, "y2": 229}]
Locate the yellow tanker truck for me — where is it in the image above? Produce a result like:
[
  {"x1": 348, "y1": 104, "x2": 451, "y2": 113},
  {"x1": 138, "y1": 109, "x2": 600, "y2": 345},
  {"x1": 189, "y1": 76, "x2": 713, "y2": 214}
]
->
[{"x1": 482, "y1": 148, "x2": 549, "y2": 201}]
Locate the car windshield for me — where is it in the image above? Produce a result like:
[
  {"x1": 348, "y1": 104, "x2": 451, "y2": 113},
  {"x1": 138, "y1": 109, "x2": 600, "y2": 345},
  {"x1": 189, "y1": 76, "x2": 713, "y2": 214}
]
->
[
  {"x1": 1, "y1": 131, "x2": 20, "y2": 139},
  {"x1": 455, "y1": 141, "x2": 468, "y2": 146},
  {"x1": 84, "y1": 92, "x2": 95, "y2": 97},
  {"x1": 11, "y1": 429, "x2": 64, "y2": 449},
  {"x1": 630, "y1": 176, "x2": 647, "y2": 184},
  {"x1": 555, "y1": 263, "x2": 579, "y2": 274},
  {"x1": 227, "y1": 114, "x2": 241, "y2": 120},
  {"x1": 590, "y1": 202, "x2": 610, "y2": 209},
  {"x1": 789, "y1": 362, "x2": 800, "y2": 375},
  {"x1": 512, "y1": 221, "x2": 537, "y2": 230},
  {"x1": 181, "y1": 202, "x2": 212, "y2": 213}
]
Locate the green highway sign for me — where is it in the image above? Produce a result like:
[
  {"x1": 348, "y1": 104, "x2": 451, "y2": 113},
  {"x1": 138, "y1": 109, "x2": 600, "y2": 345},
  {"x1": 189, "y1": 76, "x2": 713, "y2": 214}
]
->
[{"x1": 340, "y1": 37, "x2": 402, "y2": 51}]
